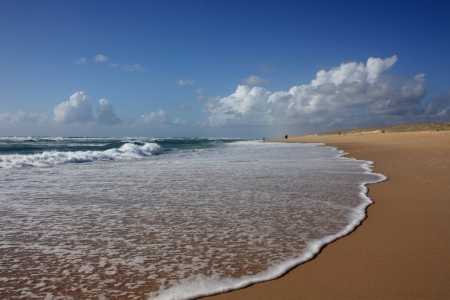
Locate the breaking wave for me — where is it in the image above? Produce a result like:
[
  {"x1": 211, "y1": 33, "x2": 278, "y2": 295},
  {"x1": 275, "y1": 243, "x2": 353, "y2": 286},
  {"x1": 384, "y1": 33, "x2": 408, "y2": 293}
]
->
[{"x1": 0, "y1": 142, "x2": 164, "y2": 168}]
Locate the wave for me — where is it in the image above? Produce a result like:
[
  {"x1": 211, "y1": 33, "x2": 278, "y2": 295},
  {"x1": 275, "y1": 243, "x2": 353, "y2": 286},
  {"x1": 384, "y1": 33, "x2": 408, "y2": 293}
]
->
[{"x1": 0, "y1": 142, "x2": 164, "y2": 168}]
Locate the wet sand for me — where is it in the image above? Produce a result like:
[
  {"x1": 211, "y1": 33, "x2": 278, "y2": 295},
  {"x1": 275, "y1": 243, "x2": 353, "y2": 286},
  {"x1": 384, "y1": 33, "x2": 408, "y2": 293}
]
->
[{"x1": 204, "y1": 130, "x2": 450, "y2": 299}]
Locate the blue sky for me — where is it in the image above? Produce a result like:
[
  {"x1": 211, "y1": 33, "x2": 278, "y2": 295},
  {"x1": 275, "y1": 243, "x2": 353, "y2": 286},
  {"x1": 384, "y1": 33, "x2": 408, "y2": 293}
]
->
[{"x1": 1, "y1": 0, "x2": 449, "y2": 137}]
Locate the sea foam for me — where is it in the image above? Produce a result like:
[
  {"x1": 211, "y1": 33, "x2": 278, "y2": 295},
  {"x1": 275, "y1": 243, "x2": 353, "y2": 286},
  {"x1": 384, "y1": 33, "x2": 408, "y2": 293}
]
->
[
  {"x1": 0, "y1": 142, "x2": 163, "y2": 168},
  {"x1": 0, "y1": 141, "x2": 385, "y2": 299}
]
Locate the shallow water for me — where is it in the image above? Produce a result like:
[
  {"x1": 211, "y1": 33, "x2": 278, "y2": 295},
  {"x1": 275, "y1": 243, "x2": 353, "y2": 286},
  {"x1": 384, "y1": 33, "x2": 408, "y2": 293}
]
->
[{"x1": 0, "y1": 140, "x2": 385, "y2": 299}]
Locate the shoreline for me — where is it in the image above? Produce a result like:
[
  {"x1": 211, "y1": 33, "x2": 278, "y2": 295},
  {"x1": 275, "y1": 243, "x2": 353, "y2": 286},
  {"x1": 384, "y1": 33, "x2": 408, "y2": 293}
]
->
[{"x1": 203, "y1": 130, "x2": 450, "y2": 299}]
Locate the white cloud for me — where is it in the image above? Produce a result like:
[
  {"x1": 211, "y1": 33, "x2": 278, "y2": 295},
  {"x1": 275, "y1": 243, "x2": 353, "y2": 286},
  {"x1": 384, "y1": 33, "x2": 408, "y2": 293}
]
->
[
  {"x1": 123, "y1": 64, "x2": 145, "y2": 72},
  {"x1": 174, "y1": 102, "x2": 196, "y2": 110},
  {"x1": 200, "y1": 56, "x2": 427, "y2": 127},
  {"x1": 425, "y1": 91, "x2": 450, "y2": 117},
  {"x1": 95, "y1": 54, "x2": 108, "y2": 63},
  {"x1": 0, "y1": 111, "x2": 48, "y2": 124},
  {"x1": 177, "y1": 79, "x2": 195, "y2": 86},
  {"x1": 173, "y1": 117, "x2": 186, "y2": 125},
  {"x1": 311, "y1": 55, "x2": 397, "y2": 86},
  {"x1": 242, "y1": 75, "x2": 270, "y2": 86},
  {"x1": 369, "y1": 73, "x2": 426, "y2": 116},
  {"x1": 54, "y1": 91, "x2": 94, "y2": 123},
  {"x1": 75, "y1": 58, "x2": 87, "y2": 65},
  {"x1": 136, "y1": 110, "x2": 170, "y2": 124},
  {"x1": 97, "y1": 99, "x2": 122, "y2": 125},
  {"x1": 134, "y1": 110, "x2": 185, "y2": 125}
]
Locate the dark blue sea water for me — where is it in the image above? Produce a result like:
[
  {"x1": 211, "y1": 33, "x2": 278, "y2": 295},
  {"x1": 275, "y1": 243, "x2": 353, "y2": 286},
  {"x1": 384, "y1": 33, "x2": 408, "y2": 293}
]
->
[{"x1": 0, "y1": 137, "x2": 242, "y2": 168}]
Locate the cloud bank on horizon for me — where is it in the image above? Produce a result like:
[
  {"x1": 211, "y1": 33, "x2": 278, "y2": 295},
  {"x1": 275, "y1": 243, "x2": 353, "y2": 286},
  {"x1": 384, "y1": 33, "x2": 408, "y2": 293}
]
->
[
  {"x1": 1, "y1": 56, "x2": 449, "y2": 136},
  {"x1": 199, "y1": 56, "x2": 449, "y2": 128}
]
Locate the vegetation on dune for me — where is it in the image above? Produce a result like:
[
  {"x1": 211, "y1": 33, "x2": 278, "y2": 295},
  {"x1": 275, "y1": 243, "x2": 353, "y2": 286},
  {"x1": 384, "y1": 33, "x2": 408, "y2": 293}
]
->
[{"x1": 317, "y1": 122, "x2": 450, "y2": 136}]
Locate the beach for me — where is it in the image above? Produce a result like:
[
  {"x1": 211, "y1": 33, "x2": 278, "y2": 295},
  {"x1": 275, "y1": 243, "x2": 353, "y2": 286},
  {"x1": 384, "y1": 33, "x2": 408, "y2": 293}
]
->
[{"x1": 204, "y1": 130, "x2": 450, "y2": 299}]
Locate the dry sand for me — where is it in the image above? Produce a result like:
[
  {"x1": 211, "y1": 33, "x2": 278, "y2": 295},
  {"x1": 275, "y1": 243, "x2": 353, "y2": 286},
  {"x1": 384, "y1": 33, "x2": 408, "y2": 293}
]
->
[{"x1": 203, "y1": 130, "x2": 450, "y2": 299}]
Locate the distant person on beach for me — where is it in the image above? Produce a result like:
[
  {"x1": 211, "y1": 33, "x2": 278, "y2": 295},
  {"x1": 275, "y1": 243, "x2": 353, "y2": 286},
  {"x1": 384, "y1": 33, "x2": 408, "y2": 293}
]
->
[
  {"x1": 263, "y1": 137, "x2": 265, "y2": 141},
  {"x1": 339, "y1": 132, "x2": 340, "y2": 136},
  {"x1": 285, "y1": 135, "x2": 288, "y2": 139}
]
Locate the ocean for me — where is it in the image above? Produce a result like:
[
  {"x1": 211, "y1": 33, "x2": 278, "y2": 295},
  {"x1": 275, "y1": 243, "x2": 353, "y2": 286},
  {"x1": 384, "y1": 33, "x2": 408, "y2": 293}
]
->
[{"x1": 0, "y1": 137, "x2": 385, "y2": 299}]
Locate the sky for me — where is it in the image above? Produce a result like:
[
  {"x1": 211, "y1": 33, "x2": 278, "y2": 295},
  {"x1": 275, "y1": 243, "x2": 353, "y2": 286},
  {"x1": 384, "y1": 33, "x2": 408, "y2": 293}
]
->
[{"x1": 1, "y1": 0, "x2": 449, "y2": 138}]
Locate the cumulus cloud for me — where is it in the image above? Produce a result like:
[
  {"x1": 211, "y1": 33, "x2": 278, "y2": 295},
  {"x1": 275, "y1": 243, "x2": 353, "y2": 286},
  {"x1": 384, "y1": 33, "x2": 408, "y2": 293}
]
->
[
  {"x1": 97, "y1": 99, "x2": 122, "y2": 125},
  {"x1": 311, "y1": 56, "x2": 397, "y2": 86},
  {"x1": 134, "y1": 110, "x2": 185, "y2": 125},
  {"x1": 425, "y1": 91, "x2": 450, "y2": 117},
  {"x1": 242, "y1": 75, "x2": 270, "y2": 86},
  {"x1": 369, "y1": 73, "x2": 426, "y2": 116},
  {"x1": 177, "y1": 79, "x2": 195, "y2": 86},
  {"x1": 0, "y1": 111, "x2": 48, "y2": 124},
  {"x1": 75, "y1": 58, "x2": 87, "y2": 65},
  {"x1": 54, "y1": 92, "x2": 94, "y2": 123},
  {"x1": 123, "y1": 64, "x2": 145, "y2": 72},
  {"x1": 95, "y1": 54, "x2": 108, "y2": 63},
  {"x1": 200, "y1": 56, "x2": 428, "y2": 127}
]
